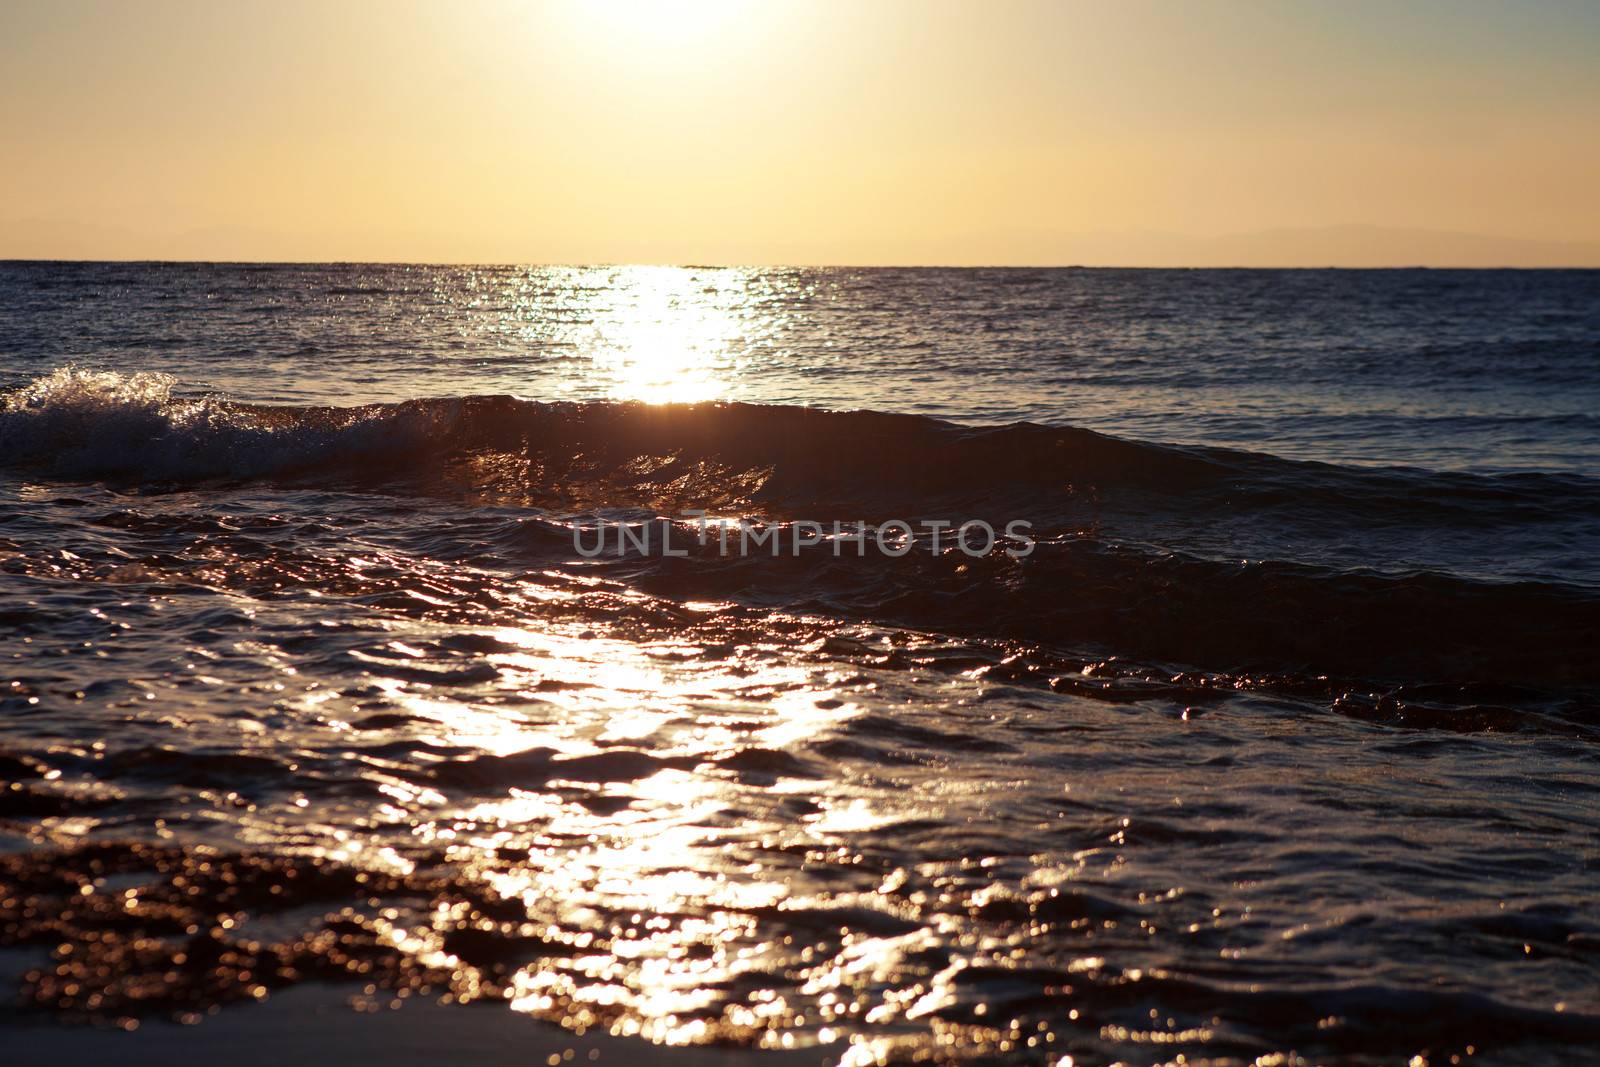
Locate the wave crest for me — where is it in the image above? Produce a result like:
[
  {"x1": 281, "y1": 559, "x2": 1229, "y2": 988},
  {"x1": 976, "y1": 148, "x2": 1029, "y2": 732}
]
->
[{"x1": 1, "y1": 367, "x2": 447, "y2": 482}]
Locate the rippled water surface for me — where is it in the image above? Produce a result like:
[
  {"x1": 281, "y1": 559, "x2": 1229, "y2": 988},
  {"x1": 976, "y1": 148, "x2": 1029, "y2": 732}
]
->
[{"x1": 2, "y1": 263, "x2": 1599, "y2": 1065}]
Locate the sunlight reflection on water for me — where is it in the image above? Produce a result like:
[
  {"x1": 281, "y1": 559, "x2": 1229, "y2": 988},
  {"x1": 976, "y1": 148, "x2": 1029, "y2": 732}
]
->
[{"x1": 530, "y1": 264, "x2": 767, "y2": 404}]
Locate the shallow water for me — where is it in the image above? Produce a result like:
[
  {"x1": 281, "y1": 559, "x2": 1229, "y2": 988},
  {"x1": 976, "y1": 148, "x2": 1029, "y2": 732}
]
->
[{"x1": 2, "y1": 263, "x2": 1599, "y2": 1065}]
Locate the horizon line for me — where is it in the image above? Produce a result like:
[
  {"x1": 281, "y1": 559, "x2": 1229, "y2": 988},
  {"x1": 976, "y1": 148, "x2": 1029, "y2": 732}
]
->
[{"x1": 6, "y1": 257, "x2": 1600, "y2": 271}]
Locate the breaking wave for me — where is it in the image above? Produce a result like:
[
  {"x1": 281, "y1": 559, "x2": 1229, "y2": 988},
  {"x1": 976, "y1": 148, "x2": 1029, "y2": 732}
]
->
[{"x1": 5, "y1": 367, "x2": 1599, "y2": 691}]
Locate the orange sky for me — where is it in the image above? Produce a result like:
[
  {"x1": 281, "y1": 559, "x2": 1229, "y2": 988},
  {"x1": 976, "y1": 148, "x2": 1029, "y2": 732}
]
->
[{"x1": 3, "y1": 0, "x2": 1599, "y2": 265}]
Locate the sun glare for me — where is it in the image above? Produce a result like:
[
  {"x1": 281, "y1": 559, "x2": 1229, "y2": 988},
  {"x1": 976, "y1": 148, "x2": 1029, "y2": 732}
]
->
[
  {"x1": 557, "y1": 0, "x2": 757, "y2": 52},
  {"x1": 589, "y1": 265, "x2": 745, "y2": 403}
]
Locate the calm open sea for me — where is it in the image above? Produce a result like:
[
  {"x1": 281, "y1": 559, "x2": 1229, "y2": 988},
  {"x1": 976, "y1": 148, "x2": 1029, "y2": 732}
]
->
[{"x1": 3, "y1": 262, "x2": 1599, "y2": 1064}]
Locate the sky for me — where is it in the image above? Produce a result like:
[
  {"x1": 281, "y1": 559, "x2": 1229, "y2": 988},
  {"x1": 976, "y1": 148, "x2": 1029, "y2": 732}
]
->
[{"x1": 3, "y1": 0, "x2": 1599, "y2": 266}]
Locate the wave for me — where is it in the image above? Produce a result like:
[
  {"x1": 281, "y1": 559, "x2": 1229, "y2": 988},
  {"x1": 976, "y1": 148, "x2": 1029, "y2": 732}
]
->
[
  {"x1": 5, "y1": 368, "x2": 1599, "y2": 691},
  {"x1": 586, "y1": 534, "x2": 1600, "y2": 689},
  {"x1": 1, "y1": 368, "x2": 453, "y2": 483},
  {"x1": 0, "y1": 366, "x2": 1231, "y2": 497},
  {"x1": 7, "y1": 366, "x2": 1598, "y2": 506},
  {"x1": 7, "y1": 367, "x2": 1600, "y2": 570}
]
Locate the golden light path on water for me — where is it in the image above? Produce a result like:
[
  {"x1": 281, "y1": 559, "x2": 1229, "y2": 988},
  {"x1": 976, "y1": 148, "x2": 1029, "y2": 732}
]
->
[
  {"x1": 456, "y1": 276, "x2": 916, "y2": 1052},
  {"x1": 566, "y1": 265, "x2": 750, "y2": 404},
  {"x1": 191, "y1": 467, "x2": 1097, "y2": 1060},
  {"x1": 445, "y1": 623, "x2": 858, "y2": 1045},
  {"x1": 244, "y1": 571, "x2": 964, "y2": 1055}
]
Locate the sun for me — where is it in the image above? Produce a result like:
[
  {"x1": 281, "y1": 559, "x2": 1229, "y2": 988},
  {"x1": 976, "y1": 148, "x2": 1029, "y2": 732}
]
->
[{"x1": 558, "y1": 0, "x2": 755, "y2": 50}]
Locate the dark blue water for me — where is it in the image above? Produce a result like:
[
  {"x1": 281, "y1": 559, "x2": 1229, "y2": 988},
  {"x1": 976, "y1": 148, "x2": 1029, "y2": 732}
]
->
[{"x1": 2, "y1": 263, "x2": 1599, "y2": 1065}]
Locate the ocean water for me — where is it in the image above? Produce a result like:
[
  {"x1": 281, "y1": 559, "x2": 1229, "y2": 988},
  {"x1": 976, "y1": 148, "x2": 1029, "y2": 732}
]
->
[{"x1": 2, "y1": 262, "x2": 1599, "y2": 1065}]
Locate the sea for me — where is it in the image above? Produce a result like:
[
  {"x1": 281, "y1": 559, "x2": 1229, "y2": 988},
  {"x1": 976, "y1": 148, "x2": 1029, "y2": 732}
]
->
[{"x1": 2, "y1": 262, "x2": 1598, "y2": 1065}]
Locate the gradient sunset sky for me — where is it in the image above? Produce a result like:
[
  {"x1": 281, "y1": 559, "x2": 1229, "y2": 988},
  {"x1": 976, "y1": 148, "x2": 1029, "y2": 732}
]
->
[{"x1": 3, "y1": 0, "x2": 1598, "y2": 265}]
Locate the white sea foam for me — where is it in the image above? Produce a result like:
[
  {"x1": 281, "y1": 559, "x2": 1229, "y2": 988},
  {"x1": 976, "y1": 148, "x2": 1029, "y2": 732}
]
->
[{"x1": 0, "y1": 366, "x2": 431, "y2": 481}]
